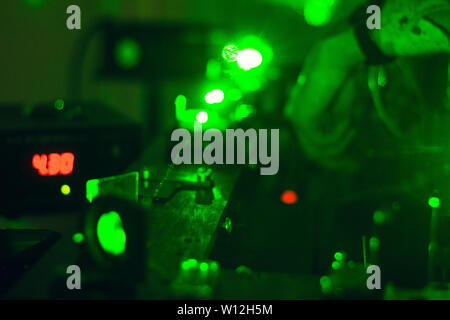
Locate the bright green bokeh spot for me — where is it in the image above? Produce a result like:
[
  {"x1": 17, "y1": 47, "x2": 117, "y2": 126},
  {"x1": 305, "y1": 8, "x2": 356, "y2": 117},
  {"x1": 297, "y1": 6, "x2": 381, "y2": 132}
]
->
[
  {"x1": 115, "y1": 38, "x2": 141, "y2": 70},
  {"x1": 54, "y1": 99, "x2": 64, "y2": 111},
  {"x1": 196, "y1": 111, "x2": 208, "y2": 124},
  {"x1": 97, "y1": 211, "x2": 126, "y2": 256},
  {"x1": 237, "y1": 49, "x2": 263, "y2": 71},
  {"x1": 373, "y1": 210, "x2": 387, "y2": 225},
  {"x1": 205, "y1": 89, "x2": 225, "y2": 104},
  {"x1": 181, "y1": 258, "x2": 198, "y2": 271},
  {"x1": 334, "y1": 251, "x2": 344, "y2": 262},
  {"x1": 199, "y1": 262, "x2": 209, "y2": 273},
  {"x1": 428, "y1": 197, "x2": 440, "y2": 208},
  {"x1": 60, "y1": 184, "x2": 71, "y2": 196},
  {"x1": 72, "y1": 233, "x2": 84, "y2": 243},
  {"x1": 331, "y1": 261, "x2": 341, "y2": 270},
  {"x1": 304, "y1": 0, "x2": 336, "y2": 26}
]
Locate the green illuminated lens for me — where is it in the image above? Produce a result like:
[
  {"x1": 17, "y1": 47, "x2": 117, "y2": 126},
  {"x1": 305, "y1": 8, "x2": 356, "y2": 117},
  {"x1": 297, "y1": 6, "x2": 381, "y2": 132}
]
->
[{"x1": 97, "y1": 211, "x2": 126, "y2": 256}]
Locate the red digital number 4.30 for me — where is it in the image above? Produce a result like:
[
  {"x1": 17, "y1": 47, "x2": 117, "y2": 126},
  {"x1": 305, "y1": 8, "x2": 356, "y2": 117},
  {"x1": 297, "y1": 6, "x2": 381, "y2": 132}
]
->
[{"x1": 32, "y1": 153, "x2": 75, "y2": 176}]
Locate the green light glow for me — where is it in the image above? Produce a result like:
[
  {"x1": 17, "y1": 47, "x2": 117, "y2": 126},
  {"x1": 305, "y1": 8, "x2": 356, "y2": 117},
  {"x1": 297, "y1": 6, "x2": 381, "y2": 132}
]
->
[
  {"x1": 320, "y1": 276, "x2": 333, "y2": 294},
  {"x1": 373, "y1": 210, "x2": 387, "y2": 225},
  {"x1": 377, "y1": 69, "x2": 387, "y2": 87},
  {"x1": 222, "y1": 217, "x2": 232, "y2": 233},
  {"x1": 235, "y1": 104, "x2": 253, "y2": 122},
  {"x1": 86, "y1": 179, "x2": 99, "y2": 203},
  {"x1": 222, "y1": 44, "x2": 239, "y2": 62},
  {"x1": 175, "y1": 94, "x2": 187, "y2": 121},
  {"x1": 72, "y1": 233, "x2": 84, "y2": 243},
  {"x1": 54, "y1": 99, "x2": 64, "y2": 111},
  {"x1": 229, "y1": 88, "x2": 243, "y2": 101},
  {"x1": 428, "y1": 197, "x2": 440, "y2": 208},
  {"x1": 181, "y1": 258, "x2": 198, "y2": 271},
  {"x1": 334, "y1": 252, "x2": 344, "y2": 262},
  {"x1": 199, "y1": 262, "x2": 209, "y2": 272},
  {"x1": 304, "y1": 0, "x2": 336, "y2": 26},
  {"x1": 331, "y1": 261, "x2": 341, "y2": 270},
  {"x1": 115, "y1": 38, "x2": 141, "y2": 70},
  {"x1": 196, "y1": 111, "x2": 208, "y2": 124},
  {"x1": 60, "y1": 184, "x2": 71, "y2": 196},
  {"x1": 206, "y1": 59, "x2": 222, "y2": 79},
  {"x1": 210, "y1": 261, "x2": 219, "y2": 272},
  {"x1": 235, "y1": 265, "x2": 252, "y2": 275},
  {"x1": 369, "y1": 237, "x2": 380, "y2": 250},
  {"x1": 205, "y1": 89, "x2": 225, "y2": 104},
  {"x1": 236, "y1": 49, "x2": 263, "y2": 71},
  {"x1": 97, "y1": 211, "x2": 126, "y2": 256}
]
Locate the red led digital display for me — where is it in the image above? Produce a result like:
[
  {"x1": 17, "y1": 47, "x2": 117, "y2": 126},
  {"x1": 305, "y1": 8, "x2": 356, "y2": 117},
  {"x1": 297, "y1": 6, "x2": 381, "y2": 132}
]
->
[{"x1": 32, "y1": 153, "x2": 75, "y2": 176}]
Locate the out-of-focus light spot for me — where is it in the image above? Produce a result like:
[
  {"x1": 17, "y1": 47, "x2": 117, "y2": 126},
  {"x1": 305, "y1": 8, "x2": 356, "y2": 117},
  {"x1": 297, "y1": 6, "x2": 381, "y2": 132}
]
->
[
  {"x1": 175, "y1": 94, "x2": 187, "y2": 108},
  {"x1": 373, "y1": 210, "x2": 387, "y2": 225},
  {"x1": 331, "y1": 261, "x2": 341, "y2": 270},
  {"x1": 205, "y1": 89, "x2": 224, "y2": 104},
  {"x1": 369, "y1": 237, "x2": 380, "y2": 251},
  {"x1": 304, "y1": 0, "x2": 336, "y2": 26},
  {"x1": 237, "y1": 49, "x2": 263, "y2": 70},
  {"x1": 428, "y1": 197, "x2": 440, "y2": 208},
  {"x1": 115, "y1": 38, "x2": 141, "y2": 70},
  {"x1": 320, "y1": 276, "x2": 333, "y2": 294},
  {"x1": 210, "y1": 261, "x2": 219, "y2": 272},
  {"x1": 72, "y1": 233, "x2": 84, "y2": 243},
  {"x1": 54, "y1": 99, "x2": 64, "y2": 111},
  {"x1": 199, "y1": 262, "x2": 209, "y2": 272},
  {"x1": 235, "y1": 265, "x2": 252, "y2": 275},
  {"x1": 97, "y1": 211, "x2": 126, "y2": 256},
  {"x1": 281, "y1": 190, "x2": 298, "y2": 205},
  {"x1": 222, "y1": 44, "x2": 239, "y2": 62},
  {"x1": 334, "y1": 252, "x2": 344, "y2": 262},
  {"x1": 181, "y1": 258, "x2": 198, "y2": 271},
  {"x1": 196, "y1": 111, "x2": 208, "y2": 124},
  {"x1": 61, "y1": 184, "x2": 71, "y2": 196}
]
